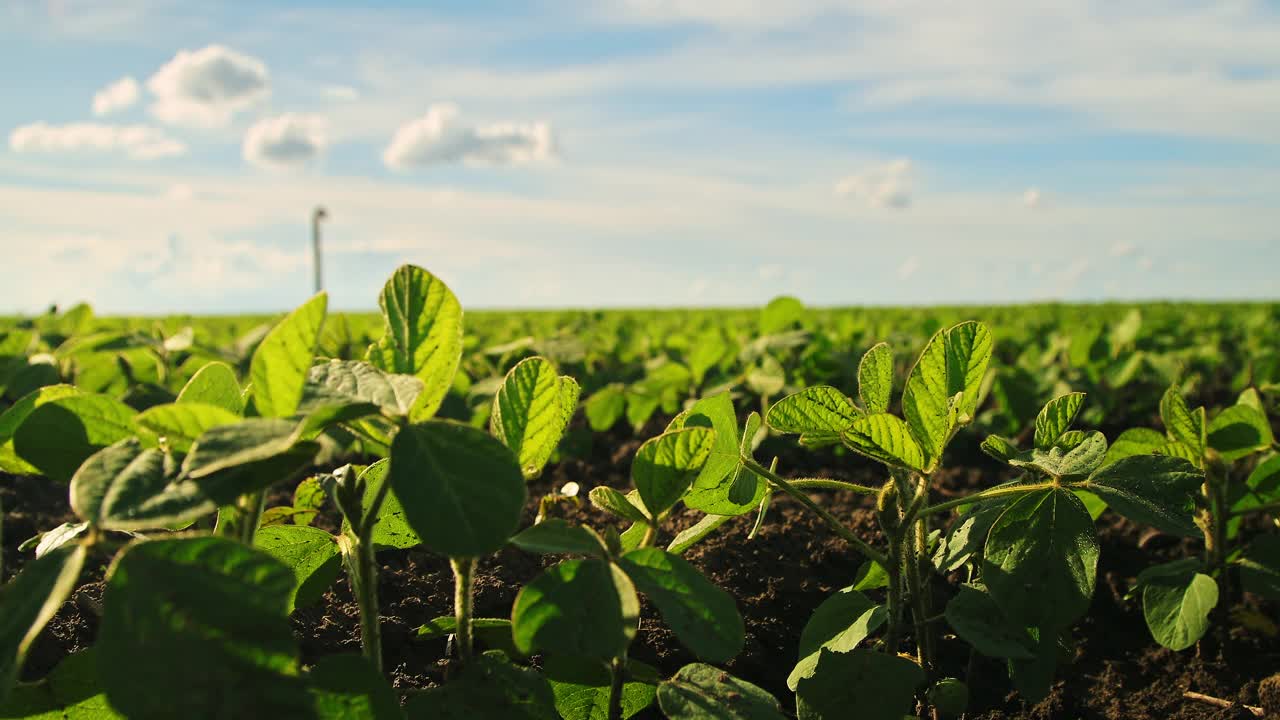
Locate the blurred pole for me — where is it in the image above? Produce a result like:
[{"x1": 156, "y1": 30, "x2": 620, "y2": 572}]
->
[{"x1": 312, "y1": 206, "x2": 327, "y2": 294}]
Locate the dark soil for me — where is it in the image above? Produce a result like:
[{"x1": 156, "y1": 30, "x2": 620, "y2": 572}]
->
[{"x1": 3, "y1": 421, "x2": 1278, "y2": 719}]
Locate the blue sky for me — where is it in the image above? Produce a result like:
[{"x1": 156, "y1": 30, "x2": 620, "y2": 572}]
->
[{"x1": 2, "y1": 0, "x2": 1278, "y2": 314}]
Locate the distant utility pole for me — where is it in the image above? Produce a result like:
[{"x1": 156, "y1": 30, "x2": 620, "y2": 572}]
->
[{"x1": 311, "y1": 206, "x2": 327, "y2": 294}]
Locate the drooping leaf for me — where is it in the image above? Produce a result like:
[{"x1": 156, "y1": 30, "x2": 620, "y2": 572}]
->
[
  {"x1": 658, "y1": 664, "x2": 784, "y2": 720},
  {"x1": 841, "y1": 413, "x2": 925, "y2": 470},
  {"x1": 983, "y1": 488, "x2": 1098, "y2": 631},
  {"x1": 1138, "y1": 559, "x2": 1217, "y2": 651},
  {"x1": 795, "y1": 648, "x2": 923, "y2": 720},
  {"x1": 250, "y1": 292, "x2": 328, "y2": 418},
  {"x1": 255, "y1": 525, "x2": 342, "y2": 612},
  {"x1": 1207, "y1": 403, "x2": 1273, "y2": 462},
  {"x1": 71, "y1": 439, "x2": 172, "y2": 530},
  {"x1": 302, "y1": 359, "x2": 423, "y2": 417},
  {"x1": 404, "y1": 651, "x2": 557, "y2": 720},
  {"x1": 135, "y1": 402, "x2": 241, "y2": 454},
  {"x1": 177, "y1": 362, "x2": 244, "y2": 415},
  {"x1": 490, "y1": 357, "x2": 575, "y2": 480},
  {"x1": 0, "y1": 545, "x2": 86, "y2": 702},
  {"x1": 766, "y1": 387, "x2": 859, "y2": 445},
  {"x1": 511, "y1": 520, "x2": 606, "y2": 557},
  {"x1": 390, "y1": 421, "x2": 526, "y2": 558},
  {"x1": 857, "y1": 342, "x2": 894, "y2": 415},
  {"x1": 632, "y1": 427, "x2": 716, "y2": 519},
  {"x1": 1084, "y1": 455, "x2": 1203, "y2": 536},
  {"x1": 511, "y1": 559, "x2": 639, "y2": 662},
  {"x1": 619, "y1": 548, "x2": 744, "y2": 663},
  {"x1": 366, "y1": 265, "x2": 463, "y2": 422},
  {"x1": 787, "y1": 588, "x2": 885, "y2": 690},
  {"x1": 944, "y1": 584, "x2": 1036, "y2": 660},
  {"x1": 12, "y1": 394, "x2": 136, "y2": 482},
  {"x1": 1033, "y1": 393, "x2": 1085, "y2": 450}
]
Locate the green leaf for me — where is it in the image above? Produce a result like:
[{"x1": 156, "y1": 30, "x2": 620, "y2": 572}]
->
[
  {"x1": 766, "y1": 387, "x2": 859, "y2": 445},
  {"x1": 589, "y1": 486, "x2": 650, "y2": 524},
  {"x1": 759, "y1": 296, "x2": 804, "y2": 335},
  {"x1": 933, "y1": 501, "x2": 1008, "y2": 572},
  {"x1": 1033, "y1": 393, "x2": 1085, "y2": 450},
  {"x1": 255, "y1": 525, "x2": 341, "y2": 612},
  {"x1": 619, "y1": 548, "x2": 744, "y2": 663},
  {"x1": 366, "y1": 265, "x2": 463, "y2": 422},
  {"x1": 1138, "y1": 559, "x2": 1217, "y2": 651},
  {"x1": 1159, "y1": 386, "x2": 1204, "y2": 455},
  {"x1": 858, "y1": 342, "x2": 894, "y2": 415},
  {"x1": 292, "y1": 475, "x2": 326, "y2": 526},
  {"x1": 1207, "y1": 403, "x2": 1273, "y2": 461},
  {"x1": 632, "y1": 427, "x2": 716, "y2": 519},
  {"x1": 0, "y1": 384, "x2": 79, "y2": 474},
  {"x1": 98, "y1": 538, "x2": 305, "y2": 719},
  {"x1": 1238, "y1": 535, "x2": 1280, "y2": 601},
  {"x1": 983, "y1": 488, "x2": 1098, "y2": 631},
  {"x1": 658, "y1": 664, "x2": 784, "y2": 720},
  {"x1": 250, "y1": 292, "x2": 328, "y2": 418},
  {"x1": 511, "y1": 520, "x2": 606, "y2": 557},
  {"x1": 302, "y1": 359, "x2": 423, "y2": 417},
  {"x1": 1084, "y1": 455, "x2": 1203, "y2": 536},
  {"x1": 672, "y1": 394, "x2": 767, "y2": 516},
  {"x1": 841, "y1": 413, "x2": 925, "y2": 470},
  {"x1": 345, "y1": 460, "x2": 420, "y2": 550},
  {"x1": 545, "y1": 656, "x2": 656, "y2": 720},
  {"x1": 511, "y1": 559, "x2": 639, "y2": 662},
  {"x1": 787, "y1": 588, "x2": 885, "y2": 690},
  {"x1": 390, "y1": 421, "x2": 526, "y2": 558},
  {"x1": 0, "y1": 649, "x2": 122, "y2": 719},
  {"x1": 136, "y1": 402, "x2": 242, "y2": 454},
  {"x1": 667, "y1": 513, "x2": 733, "y2": 555},
  {"x1": 1103, "y1": 428, "x2": 1166, "y2": 467},
  {"x1": 944, "y1": 584, "x2": 1036, "y2": 660},
  {"x1": 584, "y1": 385, "x2": 625, "y2": 432},
  {"x1": 981, "y1": 435, "x2": 1019, "y2": 463},
  {"x1": 900, "y1": 328, "x2": 951, "y2": 466},
  {"x1": 851, "y1": 560, "x2": 889, "y2": 590},
  {"x1": 0, "y1": 545, "x2": 86, "y2": 702},
  {"x1": 12, "y1": 394, "x2": 136, "y2": 482},
  {"x1": 70, "y1": 439, "x2": 173, "y2": 530},
  {"x1": 795, "y1": 649, "x2": 923, "y2": 720},
  {"x1": 491, "y1": 357, "x2": 575, "y2": 480},
  {"x1": 415, "y1": 618, "x2": 520, "y2": 658},
  {"x1": 945, "y1": 321, "x2": 993, "y2": 420},
  {"x1": 1009, "y1": 431, "x2": 1107, "y2": 480},
  {"x1": 306, "y1": 654, "x2": 405, "y2": 720},
  {"x1": 177, "y1": 362, "x2": 244, "y2": 415},
  {"x1": 1008, "y1": 628, "x2": 1059, "y2": 704},
  {"x1": 404, "y1": 651, "x2": 557, "y2": 720},
  {"x1": 181, "y1": 418, "x2": 298, "y2": 479}
]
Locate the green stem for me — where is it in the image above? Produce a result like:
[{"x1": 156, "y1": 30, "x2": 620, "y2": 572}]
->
[
  {"x1": 342, "y1": 535, "x2": 383, "y2": 673},
  {"x1": 788, "y1": 478, "x2": 880, "y2": 495},
  {"x1": 1231, "y1": 500, "x2": 1280, "y2": 517},
  {"x1": 743, "y1": 457, "x2": 889, "y2": 567},
  {"x1": 607, "y1": 657, "x2": 626, "y2": 720},
  {"x1": 883, "y1": 530, "x2": 905, "y2": 655},
  {"x1": 451, "y1": 557, "x2": 477, "y2": 664},
  {"x1": 217, "y1": 491, "x2": 267, "y2": 544},
  {"x1": 918, "y1": 481, "x2": 1062, "y2": 518},
  {"x1": 640, "y1": 524, "x2": 658, "y2": 549}
]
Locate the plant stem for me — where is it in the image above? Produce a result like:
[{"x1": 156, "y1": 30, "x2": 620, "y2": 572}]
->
[
  {"x1": 640, "y1": 524, "x2": 658, "y2": 549},
  {"x1": 341, "y1": 534, "x2": 383, "y2": 673},
  {"x1": 883, "y1": 530, "x2": 905, "y2": 655},
  {"x1": 743, "y1": 457, "x2": 889, "y2": 567},
  {"x1": 607, "y1": 657, "x2": 626, "y2": 720},
  {"x1": 451, "y1": 557, "x2": 478, "y2": 664},
  {"x1": 1231, "y1": 499, "x2": 1280, "y2": 517},
  {"x1": 788, "y1": 478, "x2": 880, "y2": 495},
  {"x1": 217, "y1": 491, "x2": 267, "y2": 544},
  {"x1": 918, "y1": 481, "x2": 1063, "y2": 517}
]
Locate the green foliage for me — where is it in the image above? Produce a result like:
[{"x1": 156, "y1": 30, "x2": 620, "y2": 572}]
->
[
  {"x1": 632, "y1": 427, "x2": 716, "y2": 519},
  {"x1": 657, "y1": 663, "x2": 784, "y2": 720},
  {"x1": 405, "y1": 651, "x2": 556, "y2": 720},
  {"x1": 0, "y1": 650, "x2": 120, "y2": 719},
  {"x1": 619, "y1": 548, "x2": 744, "y2": 663},
  {"x1": 795, "y1": 649, "x2": 923, "y2": 720},
  {"x1": 787, "y1": 587, "x2": 885, "y2": 690},
  {"x1": 177, "y1": 361, "x2": 244, "y2": 414},
  {"x1": 1137, "y1": 559, "x2": 1218, "y2": 651},
  {"x1": 250, "y1": 292, "x2": 328, "y2": 419},
  {"x1": 0, "y1": 545, "x2": 86, "y2": 702},
  {"x1": 490, "y1": 357, "x2": 578, "y2": 479},
  {"x1": 13, "y1": 394, "x2": 136, "y2": 482},
  {"x1": 511, "y1": 559, "x2": 639, "y2": 662},
  {"x1": 255, "y1": 525, "x2": 342, "y2": 611},
  {"x1": 135, "y1": 402, "x2": 241, "y2": 453}
]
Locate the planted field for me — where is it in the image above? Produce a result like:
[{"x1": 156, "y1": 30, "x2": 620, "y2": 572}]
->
[{"x1": 1, "y1": 265, "x2": 1277, "y2": 719}]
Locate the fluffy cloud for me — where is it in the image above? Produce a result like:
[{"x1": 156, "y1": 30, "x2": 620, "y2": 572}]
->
[
  {"x1": 243, "y1": 114, "x2": 327, "y2": 170},
  {"x1": 383, "y1": 104, "x2": 556, "y2": 170},
  {"x1": 9, "y1": 122, "x2": 186, "y2": 159},
  {"x1": 834, "y1": 159, "x2": 912, "y2": 208},
  {"x1": 92, "y1": 76, "x2": 139, "y2": 116},
  {"x1": 147, "y1": 45, "x2": 269, "y2": 127}
]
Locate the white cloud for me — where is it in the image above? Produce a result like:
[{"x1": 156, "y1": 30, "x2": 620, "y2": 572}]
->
[
  {"x1": 1022, "y1": 188, "x2": 1042, "y2": 208},
  {"x1": 383, "y1": 103, "x2": 556, "y2": 170},
  {"x1": 834, "y1": 158, "x2": 912, "y2": 208},
  {"x1": 896, "y1": 255, "x2": 921, "y2": 280},
  {"x1": 164, "y1": 183, "x2": 194, "y2": 201},
  {"x1": 147, "y1": 45, "x2": 269, "y2": 127},
  {"x1": 92, "y1": 76, "x2": 139, "y2": 116},
  {"x1": 1137, "y1": 256, "x2": 1154, "y2": 272},
  {"x1": 757, "y1": 263, "x2": 783, "y2": 281},
  {"x1": 243, "y1": 114, "x2": 327, "y2": 170},
  {"x1": 9, "y1": 122, "x2": 186, "y2": 159},
  {"x1": 1109, "y1": 241, "x2": 1136, "y2": 257},
  {"x1": 322, "y1": 85, "x2": 360, "y2": 101}
]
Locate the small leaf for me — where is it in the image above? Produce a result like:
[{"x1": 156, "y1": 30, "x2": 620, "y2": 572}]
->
[
  {"x1": 981, "y1": 435, "x2": 1019, "y2": 463},
  {"x1": 589, "y1": 486, "x2": 650, "y2": 524},
  {"x1": 177, "y1": 361, "x2": 244, "y2": 414},
  {"x1": 620, "y1": 548, "x2": 744, "y2": 663},
  {"x1": 346, "y1": 460, "x2": 420, "y2": 550},
  {"x1": 1160, "y1": 386, "x2": 1203, "y2": 455},
  {"x1": 12, "y1": 394, "x2": 136, "y2": 482},
  {"x1": 841, "y1": 413, "x2": 924, "y2": 470},
  {"x1": 511, "y1": 559, "x2": 639, "y2": 662},
  {"x1": 250, "y1": 292, "x2": 328, "y2": 418},
  {"x1": 933, "y1": 500, "x2": 1007, "y2": 572},
  {"x1": 490, "y1": 357, "x2": 574, "y2": 480},
  {"x1": 1085, "y1": 455, "x2": 1203, "y2": 536},
  {"x1": 766, "y1": 387, "x2": 859, "y2": 444},
  {"x1": 1138, "y1": 559, "x2": 1218, "y2": 651},
  {"x1": 584, "y1": 385, "x2": 625, "y2": 432},
  {"x1": 511, "y1": 520, "x2": 606, "y2": 557},
  {"x1": 292, "y1": 476, "x2": 326, "y2": 526},
  {"x1": 795, "y1": 649, "x2": 923, "y2": 720},
  {"x1": 415, "y1": 617, "x2": 519, "y2": 658},
  {"x1": 632, "y1": 427, "x2": 716, "y2": 519},
  {"x1": 658, "y1": 664, "x2": 784, "y2": 720},
  {"x1": 1033, "y1": 393, "x2": 1085, "y2": 450},
  {"x1": 787, "y1": 588, "x2": 885, "y2": 690},
  {"x1": 858, "y1": 342, "x2": 894, "y2": 415},
  {"x1": 668, "y1": 513, "x2": 733, "y2": 555},
  {"x1": 0, "y1": 545, "x2": 86, "y2": 702},
  {"x1": 136, "y1": 402, "x2": 242, "y2": 454},
  {"x1": 1207, "y1": 403, "x2": 1273, "y2": 461},
  {"x1": 944, "y1": 584, "x2": 1036, "y2": 659},
  {"x1": 672, "y1": 393, "x2": 767, "y2": 516},
  {"x1": 255, "y1": 525, "x2": 341, "y2": 612}
]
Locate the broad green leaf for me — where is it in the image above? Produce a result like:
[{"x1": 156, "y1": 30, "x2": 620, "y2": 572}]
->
[
  {"x1": 511, "y1": 559, "x2": 639, "y2": 662},
  {"x1": 345, "y1": 460, "x2": 420, "y2": 550},
  {"x1": 787, "y1": 588, "x2": 885, "y2": 690},
  {"x1": 390, "y1": 421, "x2": 526, "y2": 558},
  {"x1": 589, "y1": 486, "x2": 650, "y2": 524},
  {"x1": 182, "y1": 418, "x2": 298, "y2": 478},
  {"x1": 191, "y1": 445, "x2": 319, "y2": 516},
  {"x1": 1138, "y1": 559, "x2": 1217, "y2": 651},
  {"x1": 0, "y1": 384, "x2": 79, "y2": 474},
  {"x1": 932, "y1": 499, "x2": 1008, "y2": 572},
  {"x1": 620, "y1": 548, "x2": 744, "y2": 663},
  {"x1": 302, "y1": 359, "x2": 423, "y2": 417},
  {"x1": 1033, "y1": 393, "x2": 1085, "y2": 450},
  {"x1": 900, "y1": 328, "x2": 951, "y2": 466},
  {"x1": 545, "y1": 655, "x2": 656, "y2": 720},
  {"x1": 255, "y1": 525, "x2": 341, "y2": 612},
  {"x1": 944, "y1": 584, "x2": 1036, "y2": 660},
  {"x1": 1159, "y1": 386, "x2": 1203, "y2": 454},
  {"x1": 511, "y1": 520, "x2": 606, "y2": 557},
  {"x1": 744, "y1": 355, "x2": 785, "y2": 397},
  {"x1": 795, "y1": 649, "x2": 923, "y2": 720},
  {"x1": 306, "y1": 654, "x2": 405, "y2": 720},
  {"x1": 250, "y1": 292, "x2": 328, "y2": 418},
  {"x1": 366, "y1": 265, "x2": 463, "y2": 422},
  {"x1": 1084, "y1": 455, "x2": 1203, "y2": 536},
  {"x1": 841, "y1": 413, "x2": 925, "y2": 470},
  {"x1": 558, "y1": 375, "x2": 581, "y2": 428},
  {"x1": 983, "y1": 488, "x2": 1098, "y2": 631},
  {"x1": 858, "y1": 342, "x2": 893, "y2": 414},
  {"x1": 1239, "y1": 535, "x2": 1280, "y2": 601},
  {"x1": 292, "y1": 401, "x2": 381, "y2": 442},
  {"x1": 759, "y1": 296, "x2": 804, "y2": 335},
  {"x1": 71, "y1": 439, "x2": 172, "y2": 530},
  {"x1": 0, "y1": 545, "x2": 86, "y2": 702},
  {"x1": 33, "y1": 522, "x2": 89, "y2": 558},
  {"x1": 672, "y1": 394, "x2": 766, "y2": 516},
  {"x1": 980, "y1": 435, "x2": 1019, "y2": 463},
  {"x1": 491, "y1": 357, "x2": 573, "y2": 480},
  {"x1": 404, "y1": 651, "x2": 557, "y2": 720},
  {"x1": 1207, "y1": 403, "x2": 1273, "y2": 461},
  {"x1": 415, "y1": 617, "x2": 519, "y2": 658},
  {"x1": 632, "y1": 427, "x2": 716, "y2": 519},
  {"x1": 584, "y1": 385, "x2": 625, "y2": 432},
  {"x1": 1103, "y1": 427, "x2": 1166, "y2": 467},
  {"x1": 766, "y1": 387, "x2": 859, "y2": 444},
  {"x1": 1156, "y1": 440, "x2": 1201, "y2": 464},
  {"x1": 98, "y1": 538, "x2": 305, "y2": 719},
  {"x1": 0, "y1": 649, "x2": 121, "y2": 719},
  {"x1": 136, "y1": 402, "x2": 241, "y2": 454},
  {"x1": 1008, "y1": 628, "x2": 1059, "y2": 704},
  {"x1": 1009, "y1": 431, "x2": 1107, "y2": 480},
  {"x1": 177, "y1": 362, "x2": 244, "y2": 415},
  {"x1": 1247, "y1": 454, "x2": 1280, "y2": 497},
  {"x1": 946, "y1": 321, "x2": 993, "y2": 420},
  {"x1": 12, "y1": 394, "x2": 136, "y2": 482},
  {"x1": 667, "y1": 513, "x2": 733, "y2": 555},
  {"x1": 851, "y1": 560, "x2": 889, "y2": 590},
  {"x1": 292, "y1": 475, "x2": 326, "y2": 526},
  {"x1": 658, "y1": 664, "x2": 784, "y2": 720}
]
